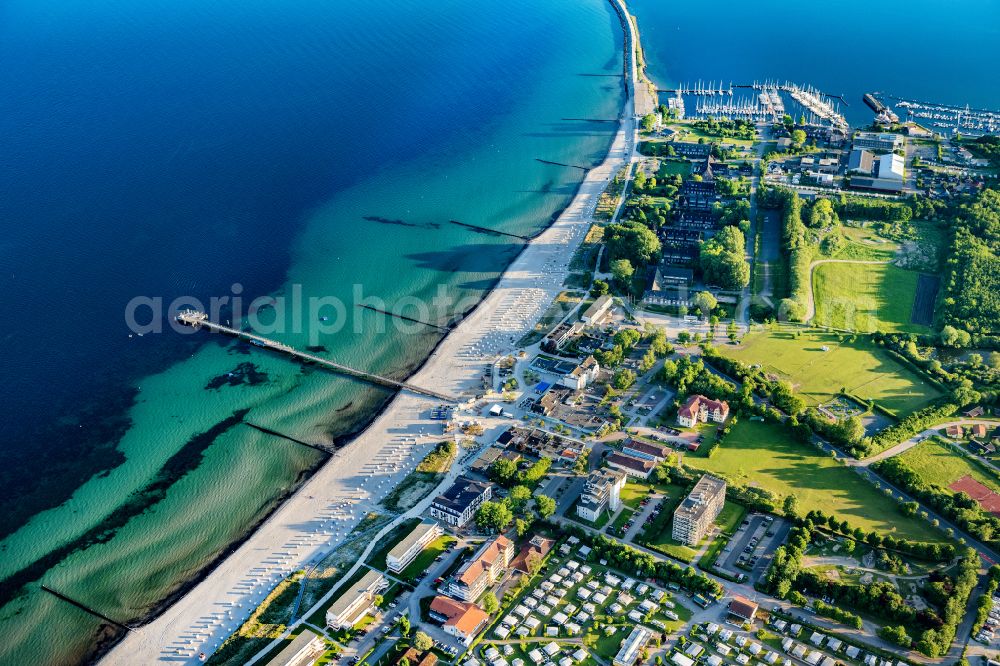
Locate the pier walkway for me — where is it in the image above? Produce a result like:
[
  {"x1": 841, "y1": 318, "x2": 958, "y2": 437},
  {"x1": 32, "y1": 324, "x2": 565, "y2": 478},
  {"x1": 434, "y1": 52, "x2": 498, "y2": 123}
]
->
[{"x1": 175, "y1": 311, "x2": 458, "y2": 403}]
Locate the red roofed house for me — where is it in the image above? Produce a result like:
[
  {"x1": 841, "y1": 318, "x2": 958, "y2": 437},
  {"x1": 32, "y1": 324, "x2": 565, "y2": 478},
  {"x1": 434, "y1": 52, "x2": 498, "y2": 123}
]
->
[
  {"x1": 945, "y1": 424, "x2": 964, "y2": 439},
  {"x1": 677, "y1": 395, "x2": 730, "y2": 428},
  {"x1": 971, "y1": 423, "x2": 988, "y2": 439},
  {"x1": 511, "y1": 535, "x2": 555, "y2": 574},
  {"x1": 728, "y1": 596, "x2": 759, "y2": 622},
  {"x1": 429, "y1": 596, "x2": 490, "y2": 646}
]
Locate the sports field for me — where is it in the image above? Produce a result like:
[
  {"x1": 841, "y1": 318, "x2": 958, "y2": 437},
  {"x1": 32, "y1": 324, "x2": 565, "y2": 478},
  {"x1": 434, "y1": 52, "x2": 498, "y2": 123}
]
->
[
  {"x1": 895, "y1": 437, "x2": 1000, "y2": 493},
  {"x1": 722, "y1": 326, "x2": 942, "y2": 415},
  {"x1": 688, "y1": 420, "x2": 943, "y2": 542},
  {"x1": 812, "y1": 262, "x2": 930, "y2": 334}
]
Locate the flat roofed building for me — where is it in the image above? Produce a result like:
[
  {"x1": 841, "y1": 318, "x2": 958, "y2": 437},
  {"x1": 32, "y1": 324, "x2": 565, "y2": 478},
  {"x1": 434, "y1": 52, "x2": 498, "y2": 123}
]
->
[
  {"x1": 326, "y1": 569, "x2": 388, "y2": 630},
  {"x1": 542, "y1": 322, "x2": 582, "y2": 353},
  {"x1": 576, "y1": 468, "x2": 627, "y2": 521},
  {"x1": 264, "y1": 629, "x2": 325, "y2": 666},
  {"x1": 559, "y1": 356, "x2": 600, "y2": 390},
  {"x1": 386, "y1": 519, "x2": 442, "y2": 573},
  {"x1": 672, "y1": 474, "x2": 726, "y2": 545},
  {"x1": 431, "y1": 476, "x2": 493, "y2": 527},
  {"x1": 613, "y1": 626, "x2": 653, "y2": 666},
  {"x1": 448, "y1": 535, "x2": 515, "y2": 602},
  {"x1": 581, "y1": 295, "x2": 613, "y2": 323},
  {"x1": 853, "y1": 131, "x2": 903, "y2": 152},
  {"x1": 606, "y1": 452, "x2": 656, "y2": 479}
]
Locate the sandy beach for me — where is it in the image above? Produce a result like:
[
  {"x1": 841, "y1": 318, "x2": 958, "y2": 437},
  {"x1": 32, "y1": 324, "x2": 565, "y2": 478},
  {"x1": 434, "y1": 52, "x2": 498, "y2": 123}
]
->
[{"x1": 99, "y1": 3, "x2": 648, "y2": 663}]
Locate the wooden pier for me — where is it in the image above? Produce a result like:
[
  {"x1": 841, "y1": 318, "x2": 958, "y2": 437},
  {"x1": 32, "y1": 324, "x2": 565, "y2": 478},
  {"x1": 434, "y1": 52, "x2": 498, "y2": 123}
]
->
[{"x1": 176, "y1": 311, "x2": 459, "y2": 403}]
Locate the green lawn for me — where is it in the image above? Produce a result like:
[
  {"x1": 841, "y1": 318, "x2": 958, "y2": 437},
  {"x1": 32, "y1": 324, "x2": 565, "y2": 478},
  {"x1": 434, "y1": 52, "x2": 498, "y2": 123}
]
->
[
  {"x1": 656, "y1": 160, "x2": 692, "y2": 177},
  {"x1": 687, "y1": 420, "x2": 943, "y2": 542},
  {"x1": 812, "y1": 262, "x2": 929, "y2": 334},
  {"x1": 620, "y1": 481, "x2": 656, "y2": 509},
  {"x1": 398, "y1": 535, "x2": 457, "y2": 582},
  {"x1": 721, "y1": 325, "x2": 942, "y2": 415},
  {"x1": 895, "y1": 437, "x2": 1000, "y2": 493}
]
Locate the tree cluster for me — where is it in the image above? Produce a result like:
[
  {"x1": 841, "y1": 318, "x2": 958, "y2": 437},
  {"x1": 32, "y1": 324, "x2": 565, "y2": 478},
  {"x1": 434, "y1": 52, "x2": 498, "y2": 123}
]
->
[
  {"x1": 699, "y1": 226, "x2": 750, "y2": 290},
  {"x1": 940, "y1": 188, "x2": 1000, "y2": 344}
]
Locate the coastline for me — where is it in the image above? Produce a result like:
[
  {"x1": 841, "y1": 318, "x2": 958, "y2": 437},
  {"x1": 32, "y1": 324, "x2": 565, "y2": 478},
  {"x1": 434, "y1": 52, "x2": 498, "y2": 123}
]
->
[{"x1": 98, "y1": 2, "x2": 642, "y2": 663}]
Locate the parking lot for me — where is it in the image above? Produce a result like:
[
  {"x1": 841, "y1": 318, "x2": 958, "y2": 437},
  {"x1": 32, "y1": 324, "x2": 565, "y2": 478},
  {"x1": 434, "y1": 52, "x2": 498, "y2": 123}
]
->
[{"x1": 715, "y1": 514, "x2": 790, "y2": 582}]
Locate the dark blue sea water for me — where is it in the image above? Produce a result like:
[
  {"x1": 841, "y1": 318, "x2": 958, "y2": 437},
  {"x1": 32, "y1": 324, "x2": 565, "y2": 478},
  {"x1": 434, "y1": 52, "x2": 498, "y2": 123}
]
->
[
  {"x1": 629, "y1": 0, "x2": 1000, "y2": 126},
  {"x1": 0, "y1": 0, "x2": 624, "y2": 662}
]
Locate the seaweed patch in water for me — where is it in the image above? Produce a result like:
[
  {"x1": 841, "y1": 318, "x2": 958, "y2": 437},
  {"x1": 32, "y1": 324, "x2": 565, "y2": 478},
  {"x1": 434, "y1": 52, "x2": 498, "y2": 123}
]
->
[{"x1": 205, "y1": 362, "x2": 268, "y2": 390}]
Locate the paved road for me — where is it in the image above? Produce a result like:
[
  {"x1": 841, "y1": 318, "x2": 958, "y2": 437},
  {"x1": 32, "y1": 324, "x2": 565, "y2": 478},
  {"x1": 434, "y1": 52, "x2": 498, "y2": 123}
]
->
[{"x1": 853, "y1": 419, "x2": 1000, "y2": 466}]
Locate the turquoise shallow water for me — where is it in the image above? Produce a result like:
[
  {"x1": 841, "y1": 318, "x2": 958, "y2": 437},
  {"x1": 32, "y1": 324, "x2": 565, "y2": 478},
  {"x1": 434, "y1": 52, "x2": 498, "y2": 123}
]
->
[{"x1": 0, "y1": 0, "x2": 623, "y2": 663}]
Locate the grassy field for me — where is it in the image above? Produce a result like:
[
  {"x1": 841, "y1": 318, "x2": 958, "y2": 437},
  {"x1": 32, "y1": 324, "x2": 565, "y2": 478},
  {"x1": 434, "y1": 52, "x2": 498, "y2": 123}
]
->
[
  {"x1": 895, "y1": 437, "x2": 1000, "y2": 493},
  {"x1": 656, "y1": 159, "x2": 692, "y2": 177},
  {"x1": 825, "y1": 225, "x2": 900, "y2": 262},
  {"x1": 687, "y1": 420, "x2": 943, "y2": 542},
  {"x1": 620, "y1": 480, "x2": 656, "y2": 509},
  {"x1": 398, "y1": 535, "x2": 457, "y2": 582},
  {"x1": 812, "y1": 262, "x2": 929, "y2": 334},
  {"x1": 721, "y1": 325, "x2": 941, "y2": 415}
]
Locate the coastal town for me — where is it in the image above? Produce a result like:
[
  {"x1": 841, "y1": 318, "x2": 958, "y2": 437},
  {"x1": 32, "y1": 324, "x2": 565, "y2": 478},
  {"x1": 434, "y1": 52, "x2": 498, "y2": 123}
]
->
[{"x1": 74, "y1": 2, "x2": 1000, "y2": 666}]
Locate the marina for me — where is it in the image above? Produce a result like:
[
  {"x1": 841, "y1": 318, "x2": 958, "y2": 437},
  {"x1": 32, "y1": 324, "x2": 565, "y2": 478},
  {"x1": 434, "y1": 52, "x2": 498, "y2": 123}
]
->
[
  {"x1": 659, "y1": 80, "x2": 848, "y2": 127},
  {"x1": 879, "y1": 92, "x2": 1000, "y2": 136}
]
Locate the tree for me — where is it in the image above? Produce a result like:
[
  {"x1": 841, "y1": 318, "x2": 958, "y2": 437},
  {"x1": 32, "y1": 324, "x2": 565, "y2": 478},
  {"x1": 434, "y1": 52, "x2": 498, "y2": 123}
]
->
[
  {"x1": 489, "y1": 458, "x2": 519, "y2": 486},
  {"x1": 400, "y1": 615, "x2": 411, "y2": 636},
  {"x1": 536, "y1": 494, "x2": 557, "y2": 519},
  {"x1": 989, "y1": 351, "x2": 1000, "y2": 369},
  {"x1": 374, "y1": 594, "x2": 384, "y2": 608},
  {"x1": 514, "y1": 517, "x2": 531, "y2": 537},
  {"x1": 476, "y1": 500, "x2": 513, "y2": 532},
  {"x1": 641, "y1": 113, "x2": 657, "y2": 131},
  {"x1": 508, "y1": 485, "x2": 532, "y2": 511},
  {"x1": 782, "y1": 494, "x2": 799, "y2": 518},
  {"x1": 400, "y1": 658, "x2": 410, "y2": 666},
  {"x1": 613, "y1": 369, "x2": 637, "y2": 390},
  {"x1": 604, "y1": 220, "x2": 661, "y2": 266},
  {"x1": 481, "y1": 591, "x2": 500, "y2": 615},
  {"x1": 940, "y1": 325, "x2": 971, "y2": 347},
  {"x1": 414, "y1": 631, "x2": 433, "y2": 652},
  {"x1": 590, "y1": 279, "x2": 609, "y2": 297},
  {"x1": 791, "y1": 129, "x2": 807, "y2": 148},
  {"x1": 614, "y1": 328, "x2": 641, "y2": 349},
  {"x1": 610, "y1": 259, "x2": 635, "y2": 287},
  {"x1": 700, "y1": 226, "x2": 749, "y2": 290},
  {"x1": 809, "y1": 198, "x2": 838, "y2": 228},
  {"x1": 692, "y1": 291, "x2": 718, "y2": 318},
  {"x1": 727, "y1": 320, "x2": 739, "y2": 342}
]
